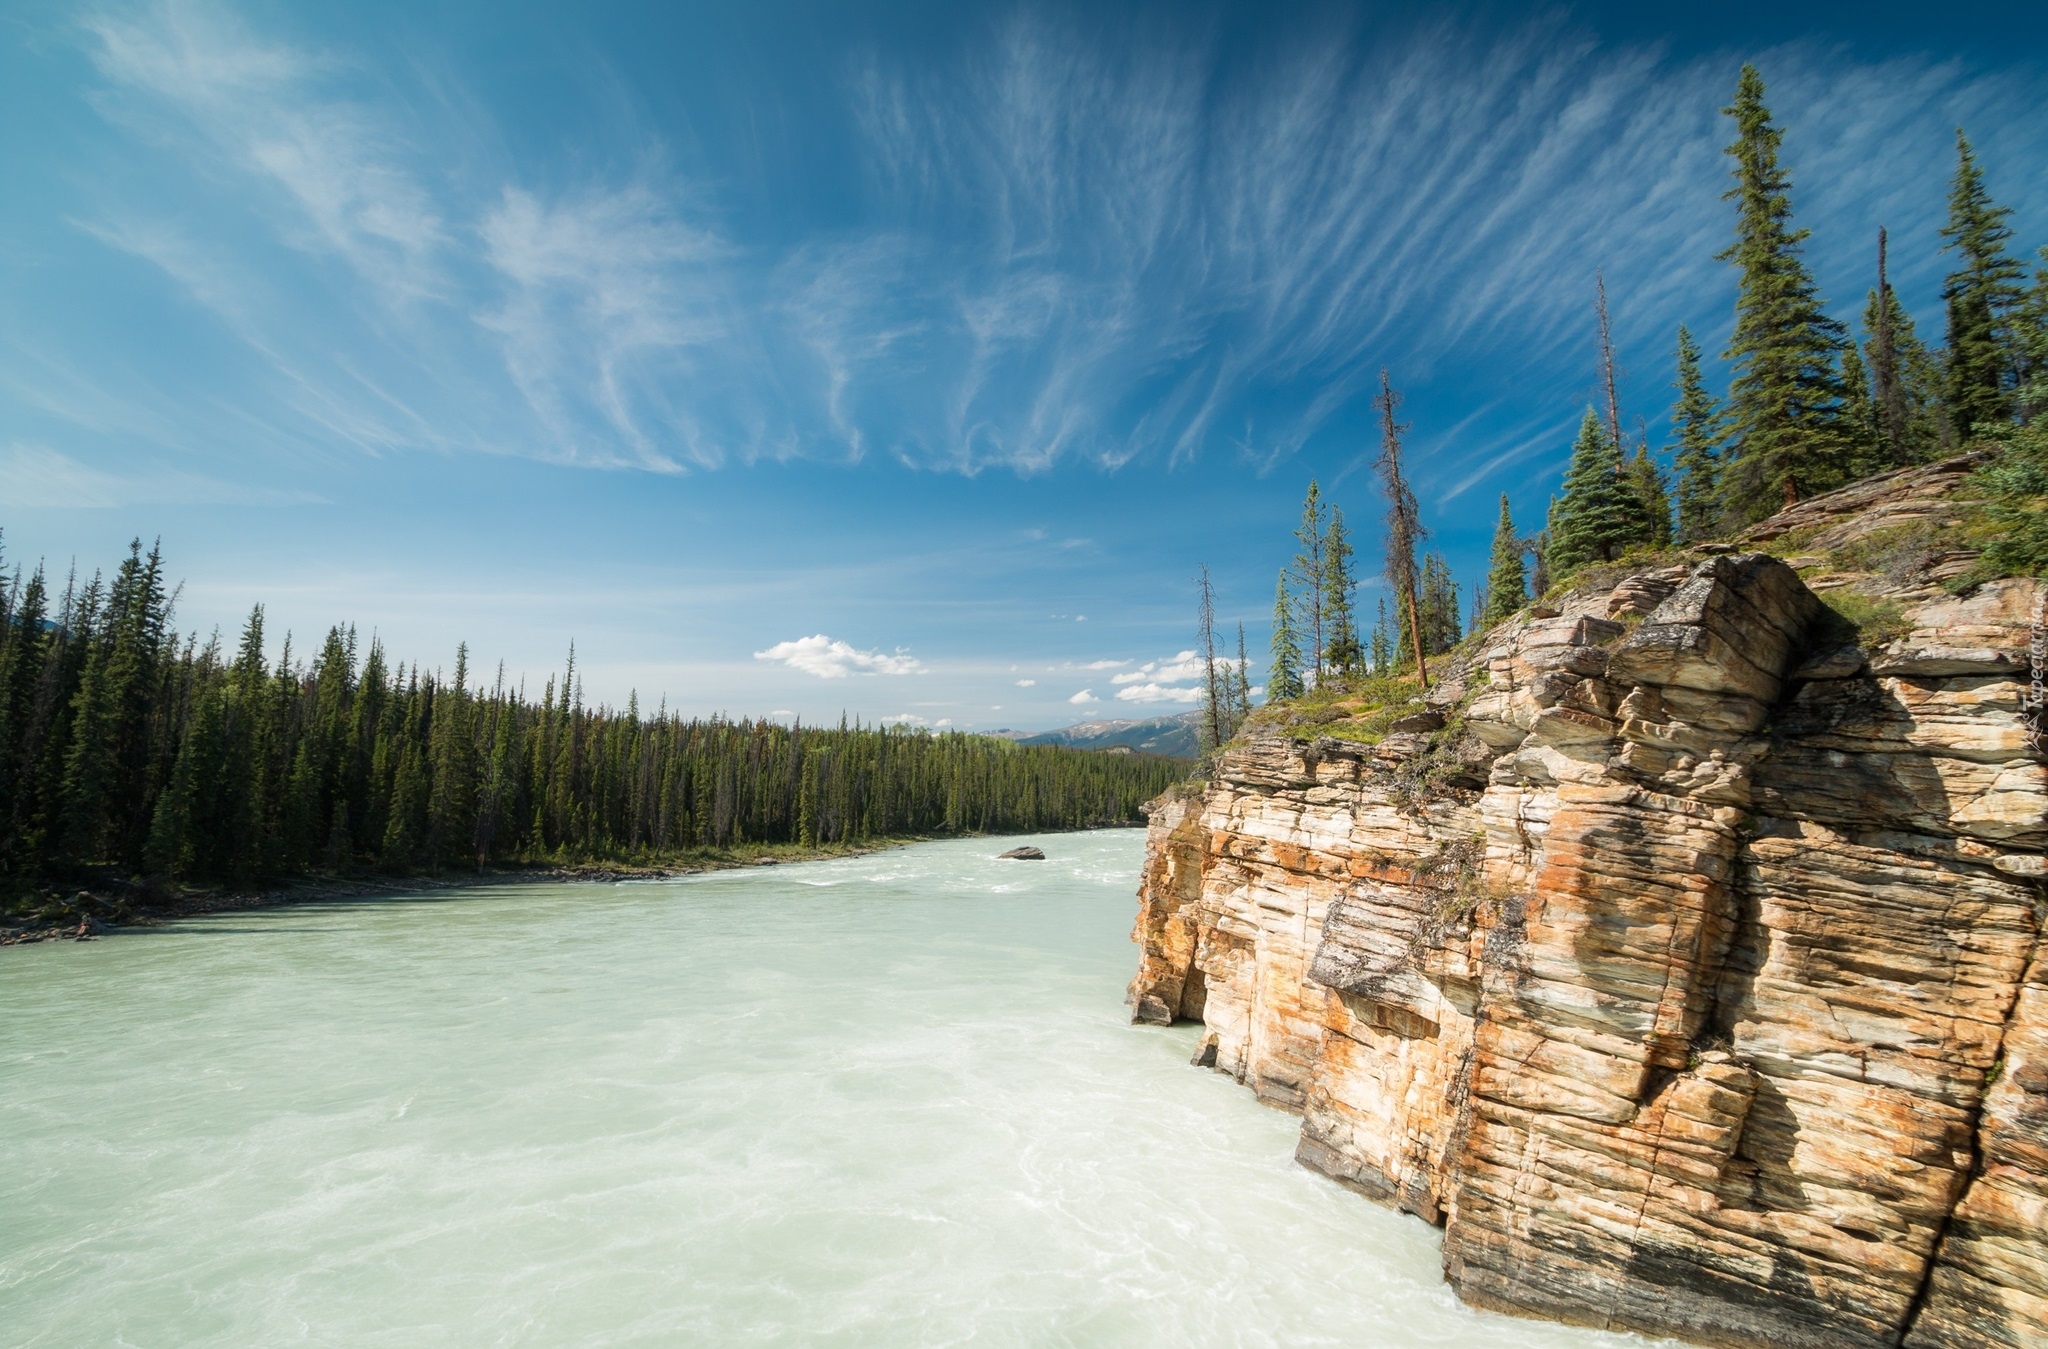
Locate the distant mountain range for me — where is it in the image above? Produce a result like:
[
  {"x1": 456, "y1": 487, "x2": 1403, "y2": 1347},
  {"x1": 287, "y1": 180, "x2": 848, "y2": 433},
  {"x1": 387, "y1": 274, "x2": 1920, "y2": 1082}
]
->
[{"x1": 989, "y1": 710, "x2": 1200, "y2": 758}]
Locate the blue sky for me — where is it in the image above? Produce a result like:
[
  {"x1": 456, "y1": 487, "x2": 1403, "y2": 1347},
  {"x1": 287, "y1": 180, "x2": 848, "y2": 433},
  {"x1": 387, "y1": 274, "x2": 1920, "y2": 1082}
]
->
[{"x1": 4, "y1": 0, "x2": 2045, "y2": 730}]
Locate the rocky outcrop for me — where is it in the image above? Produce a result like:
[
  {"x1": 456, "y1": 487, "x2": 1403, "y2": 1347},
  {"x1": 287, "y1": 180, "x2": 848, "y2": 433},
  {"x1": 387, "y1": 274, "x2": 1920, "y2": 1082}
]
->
[{"x1": 1130, "y1": 546, "x2": 2046, "y2": 1347}]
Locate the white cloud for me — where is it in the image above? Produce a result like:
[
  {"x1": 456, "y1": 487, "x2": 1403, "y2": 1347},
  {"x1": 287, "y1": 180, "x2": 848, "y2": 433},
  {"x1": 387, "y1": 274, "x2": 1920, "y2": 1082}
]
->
[
  {"x1": 86, "y1": 1, "x2": 447, "y2": 301},
  {"x1": 1068, "y1": 689, "x2": 1098, "y2": 704},
  {"x1": 1111, "y1": 650, "x2": 1203, "y2": 685},
  {"x1": 1015, "y1": 678, "x2": 1036, "y2": 686},
  {"x1": 1115, "y1": 682, "x2": 1203, "y2": 705},
  {"x1": 881, "y1": 713, "x2": 925, "y2": 725},
  {"x1": 479, "y1": 183, "x2": 735, "y2": 471},
  {"x1": 59, "y1": 1, "x2": 2048, "y2": 493},
  {"x1": 753, "y1": 634, "x2": 925, "y2": 678},
  {"x1": 1071, "y1": 659, "x2": 1128, "y2": 671}
]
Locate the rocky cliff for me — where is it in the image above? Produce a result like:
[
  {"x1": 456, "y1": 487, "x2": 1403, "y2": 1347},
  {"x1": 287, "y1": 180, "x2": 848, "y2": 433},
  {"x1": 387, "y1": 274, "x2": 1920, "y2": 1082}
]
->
[{"x1": 1129, "y1": 462, "x2": 2046, "y2": 1347}]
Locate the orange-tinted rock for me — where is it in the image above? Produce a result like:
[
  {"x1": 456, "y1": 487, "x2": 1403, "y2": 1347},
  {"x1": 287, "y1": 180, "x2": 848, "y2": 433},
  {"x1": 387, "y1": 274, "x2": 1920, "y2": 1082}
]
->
[{"x1": 1131, "y1": 543, "x2": 2047, "y2": 1348}]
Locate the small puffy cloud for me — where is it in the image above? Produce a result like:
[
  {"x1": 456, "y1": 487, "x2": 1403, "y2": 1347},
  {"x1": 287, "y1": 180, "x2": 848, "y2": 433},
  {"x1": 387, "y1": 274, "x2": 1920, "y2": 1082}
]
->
[
  {"x1": 881, "y1": 712, "x2": 926, "y2": 725},
  {"x1": 1111, "y1": 650, "x2": 1203, "y2": 685},
  {"x1": 1115, "y1": 682, "x2": 1203, "y2": 704},
  {"x1": 1072, "y1": 659, "x2": 1127, "y2": 671},
  {"x1": 1069, "y1": 689, "x2": 1099, "y2": 705},
  {"x1": 1015, "y1": 678, "x2": 1036, "y2": 687},
  {"x1": 934, "y1": 718, "x2": 952, "y2": 727},
  {"x1": 754, "y1": 634, "x2": 924, "y2": 678}
]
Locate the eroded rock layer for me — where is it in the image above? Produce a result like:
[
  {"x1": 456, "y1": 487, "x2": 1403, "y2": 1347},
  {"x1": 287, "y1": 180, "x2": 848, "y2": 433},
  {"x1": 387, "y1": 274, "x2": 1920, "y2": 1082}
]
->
[{"x1": 1129, "y1": 550, "x2": 2046, "y2": 1349}]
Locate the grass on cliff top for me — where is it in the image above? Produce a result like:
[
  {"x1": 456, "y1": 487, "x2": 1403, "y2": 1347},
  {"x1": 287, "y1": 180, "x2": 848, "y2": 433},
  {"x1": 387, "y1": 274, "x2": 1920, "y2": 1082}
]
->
[
  {"x1": 1243, "y1": 671, "x2": 1427, "y2": 746},
  {"x1": 1541, "y1": 545, "x2": 1698, "y2": 606},
  {"x1": 1813, "y1": 591, "x2": 1913, "y2": 649}
]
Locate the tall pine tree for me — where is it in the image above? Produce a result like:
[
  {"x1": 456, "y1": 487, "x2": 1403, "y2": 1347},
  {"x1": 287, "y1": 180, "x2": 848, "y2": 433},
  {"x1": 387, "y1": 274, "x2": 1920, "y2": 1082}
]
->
[
  {"x1": 1717, "y1": 65, "x2": 1850, "y2": 520},
  {"x1": 1623, "y1": 447, "x2": 1673, "y2": 548},
  {"x1": 1267, "y1": 571, "x2": 1304, "y2": 702},
  {"x1": 1290, "y1": 482, "x2": 1328, "y2": 678},
  {"x1": 1669, "y1": 326, "x2": 1724, "y2": 542},
  {"x1": 1547, "y1": 409, "x2": 1629, "y2": 575},
  {"x1": 1941, "y1": 130, "x2": 2027, "y2": 440},
  {"x1": 1481, "y1": 494, "x2": 1527, "y2": 626},
  {"x1": 2018, "y1": 248, "x2": 2048, "y2": 425},
  {"x1": 1417, "y1": 555, "x2": 1461, "y2": 656},
  {"x1": 1321, "y1": 507, "x2": 1359, "y2": 676},
  {"x1": 1862, "y1": 282, "x2": 1945, "y2": 467}
]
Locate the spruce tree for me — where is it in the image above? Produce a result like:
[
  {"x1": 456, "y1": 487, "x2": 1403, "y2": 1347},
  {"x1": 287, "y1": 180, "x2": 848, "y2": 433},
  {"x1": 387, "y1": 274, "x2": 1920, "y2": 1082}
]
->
[
  {"x1": 59, "y1": 604, "x2": 115, "y2": 866},
  {"x1": 1417, "y1": 555, "x2": 1461, "y2": 656},
  {"x1": 1840, "y1": 342, "x2": 1878, "y2": 473},
  {"x1": 1669, "y1": 326, "x2": 1723, "y2": 542},
  {"x1": 1321, "y1": 507, "x2": 1359, "y2": 676},
  {"x1": 1624, "y1": 447, "x2": 1673, "y2": 548},
  {"x1": 2017, "y1": 248, "x2": 2048, "y2": 425},
  {"x1": 1482, "y1": 494, "x2": 1527, "y2": 627},
  {"x1": 1860, "y1": 288, "x2": 1939, "y2": 469},
  {"x1": 1369, "y1": 599, "x2": 1391, "y2": 674},
  {"x1": 0, "y1": 566, "x2": 49, "y2": 878},
  {"x1": 428, "y1": 643, "x2": 479, "y2": 869},
  {"x1": 1974, "y1": 246, "x2": 2048, "y2": 576},
  {"x1": 1547, "y1": 409, "x2": 1629, "y2": 575},
  {"x1": 1717, "y1": 65, "x2": 1850, "y2": 519},
  {"x1": 1941, "y1": 130, "x2": 2026, "y2": 439},
  {"x1": 1267, "y1": 571, "x2": 1304, "y2": 701},
  {"x1": 1291, "y1": 482, "x2": 1328, "y2": 677}
]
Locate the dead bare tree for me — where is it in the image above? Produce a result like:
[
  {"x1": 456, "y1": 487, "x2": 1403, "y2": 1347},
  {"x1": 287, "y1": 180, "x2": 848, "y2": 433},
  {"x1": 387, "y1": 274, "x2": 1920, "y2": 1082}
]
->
[
  {"x1": 1197, "y1": 564, "x2": 1225, "y2": 754},
  {"x1": 1373, "y1": 369, "x2": 1430, "y2": 692},
  {"x1": 1596, "y1": 271, "x2": 1625, "y2": 453}
]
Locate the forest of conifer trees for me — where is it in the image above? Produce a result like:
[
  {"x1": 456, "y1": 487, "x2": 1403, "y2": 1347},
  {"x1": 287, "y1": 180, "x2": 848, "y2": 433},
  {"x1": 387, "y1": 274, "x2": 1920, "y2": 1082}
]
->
[
  {"x1": 0, "y1": 537, "x2": 1185, "y2": 899},
  {"x1": 1257, "y1": 64, "x2": 2046, "y2": 709}
]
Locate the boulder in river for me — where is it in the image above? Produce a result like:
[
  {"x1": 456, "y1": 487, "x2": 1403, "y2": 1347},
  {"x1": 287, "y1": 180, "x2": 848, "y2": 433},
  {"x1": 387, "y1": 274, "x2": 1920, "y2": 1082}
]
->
[{"x1": 997, "y1": 846, "x2": 1045, "y2": 860}]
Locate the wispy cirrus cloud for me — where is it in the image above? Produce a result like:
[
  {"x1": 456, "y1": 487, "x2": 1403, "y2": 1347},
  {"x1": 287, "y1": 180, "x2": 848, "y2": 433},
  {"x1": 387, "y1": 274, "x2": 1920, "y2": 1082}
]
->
[
  {"x1": 85, "y1": 0, "x2": 446, "y2": 301},
  {"x1": 37, "y1": 1, "x2": 2048, "y2": 496},
  {"x1": 478, "y1": 183, "x2": 738, "y2": 471},
  {"x1": 754, "y1": 635, "x2": 925, "y2": 678},
  {"x1": 2, "y1": 443, "x2": 322, "y2": 508}
]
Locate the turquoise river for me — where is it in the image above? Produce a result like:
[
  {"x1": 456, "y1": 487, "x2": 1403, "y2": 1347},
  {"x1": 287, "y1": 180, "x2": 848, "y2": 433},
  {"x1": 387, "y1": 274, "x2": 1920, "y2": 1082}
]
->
[{"x1": 0, "y1": 830, "x2": 1673, "y2": 1346}]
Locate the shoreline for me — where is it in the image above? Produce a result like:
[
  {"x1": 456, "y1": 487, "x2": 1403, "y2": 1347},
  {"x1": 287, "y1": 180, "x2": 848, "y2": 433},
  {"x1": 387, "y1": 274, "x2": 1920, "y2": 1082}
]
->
[
  {"x1": 0, "y1": 840, "x2": 911, "y2": 948},
  {"x1": 0, "y1": 824, "x2": 1144, "y2": 948}
]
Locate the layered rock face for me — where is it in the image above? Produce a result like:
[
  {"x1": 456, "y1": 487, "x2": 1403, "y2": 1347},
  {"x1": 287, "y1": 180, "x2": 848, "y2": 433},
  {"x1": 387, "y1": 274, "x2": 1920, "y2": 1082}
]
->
[{"x1": 1129, "y1": 549, "x2": 2046, "y2": 1348}]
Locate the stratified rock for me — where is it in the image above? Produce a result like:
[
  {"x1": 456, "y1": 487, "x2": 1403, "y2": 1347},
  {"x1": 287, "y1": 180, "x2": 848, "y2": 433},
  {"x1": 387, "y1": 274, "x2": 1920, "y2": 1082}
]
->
[
  {"x1": 1739, "y1": 452, "x2": 1991, "y2": 551},
  {"x1": 1129, "y1": 525, "x2": 2047, "y2": 1349},
  {"x1": 1908, "y1": 941, "x2": 2048, "y2": 1347}
]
